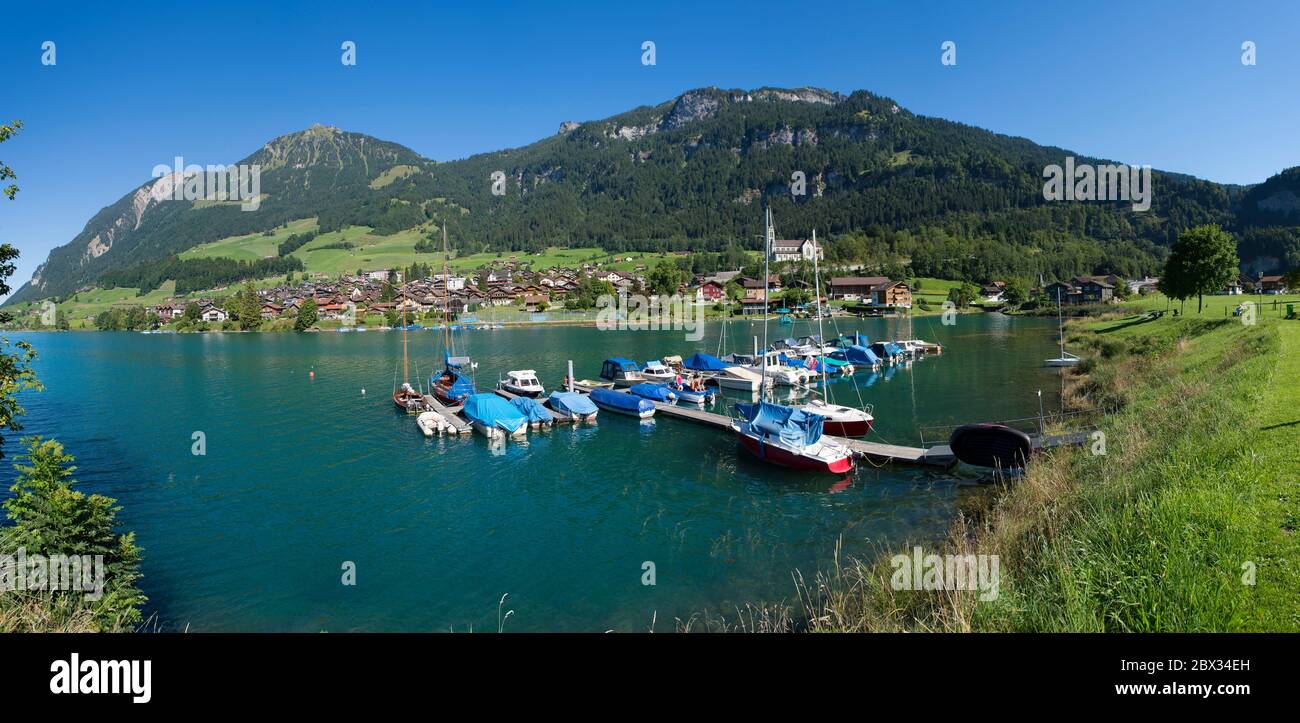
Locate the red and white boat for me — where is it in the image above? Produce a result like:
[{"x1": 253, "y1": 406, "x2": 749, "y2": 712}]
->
[
  {"x1": 732, "y1": 402, "x2": 855, "y2": 474},
  {"x1": 796, "y1": 399, "x2": 874, "y2": 437}
]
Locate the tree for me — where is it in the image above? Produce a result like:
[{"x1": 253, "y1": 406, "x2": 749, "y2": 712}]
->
[
  {"x1": 295, "y1": 298, "x2": 318, "y2": 331},
  {"x1": 1161, "y1": 224, "x2": 1239, "y2": 314},
  {"x1": 238, "y1": 281, "x2": 261, "y2": 330},
  {"x1": 1002, "y1": 278, "x2": 1028, "y2": 306},
  {"x1": 646, "y1": 260, "x2": 687, "y2": 296},
  {"x1": 2, "y1": 437, "x2": 145, "y2": 630},
  {"x1": 183, "y1": 302, "x2": 201, "y2": 323},
  {"x1": 947, "y1": 282, "x2": 979, "y2": 308},
  {"x1": 55, "y1": 310, "x2": 70, "y2": 331}
]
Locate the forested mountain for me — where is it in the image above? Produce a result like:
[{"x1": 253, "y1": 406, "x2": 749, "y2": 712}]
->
[{"x1": 9, "y1": 86, "x2": 1296, "y2": 304}]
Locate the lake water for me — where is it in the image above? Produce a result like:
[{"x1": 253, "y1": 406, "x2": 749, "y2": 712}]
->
[{"x1": 3, "y1": 314, "x2": 1062, "y2": 631}]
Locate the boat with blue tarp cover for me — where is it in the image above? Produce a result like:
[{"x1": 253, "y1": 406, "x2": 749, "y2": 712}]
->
[
  {"x1": 841, "y1": 344, "x2": 881, "y2": 368},
  {"x1": 731, "y1": 401, "x2": 854, "y2": 474},
  {"x1": 462, "y1": 393, "x2": 528, "y2": 440},
  {"x1": 628, "y1": 383, "x2": 677, "y2": 404},
  {"x1": 431, "y1": 352, "x2": 476, "y2": 408},
  {"x1": 509, "y1": 396, "x2": 554, "y2": 428},
  {"x1": 683, "y1": 352, "x2": 729, "y2": 372},
  {"x1": 589, "y1": 387, "x2": 655, "y2": 418},
  {"x1": 545, "y1": 391, "x2": 599, "y2": 422}
]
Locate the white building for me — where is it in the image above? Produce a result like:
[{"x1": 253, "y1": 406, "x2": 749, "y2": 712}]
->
[{"x1": 771, "y1": 239, "x2": 823, "y2": 263}]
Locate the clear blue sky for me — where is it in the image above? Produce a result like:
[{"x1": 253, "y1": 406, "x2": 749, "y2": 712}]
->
[{"x1": 2, "y1": 0, "x2": 1298, "y2": 297}]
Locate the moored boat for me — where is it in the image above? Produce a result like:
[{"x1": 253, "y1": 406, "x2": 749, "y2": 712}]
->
[
  {"x1": 628, "y1": 383, "x2": 677, "y2": 404},
  {"x1": 416, "y1": 410, "x2": 451, "y2": 437},
  {"x1": 589, "y1": 387, "x2": 655, "y2": 418},
  {"x1": 796, "y1": 398, "x2": 874, "y2": 437},
  {"x1": 432, "y1": 353, "x2": 476, "y2": 409},
  {"x1": 599, "y1": 358, "x2": 646, "y2": 388},
  {"x1": 667, "y1": 378, "x2": 716, "y2": 405},
  {"x1": 545, "y1": 390, "x2": 599, "y2": 422},
  {"x1": 461, "y1": 393, "x2": 528, "y2": 440},
  {"x1": 641, "y1": 360, "x2": 675, "y2": 383},
  {"x1": 731, "y1": 401, "x2": 855, "y2": 474},
  {"x1": 509, "y1": 395, "x2": 554, "y2": 429},
  {"x1": 498, "y1": 369, "x2": 545, "y2": 398}
]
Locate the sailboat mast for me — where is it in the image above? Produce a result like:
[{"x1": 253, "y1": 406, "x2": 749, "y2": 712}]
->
[
  {"x1": 442, "y1": 223, "x2": 452, "y2": 353},
  {"x1": 401, "y1": 306, "x2": 409, "y2": 383},
  {"x1": 762, "y1": 206, "x2": 772, "y2": 384},
  {"x1": 813, "y1": 228, "x2": 827, "y2": 399}
]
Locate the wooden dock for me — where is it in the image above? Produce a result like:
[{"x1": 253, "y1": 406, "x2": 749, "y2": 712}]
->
[
  {"x1": 421, "y1": 395, "x2": 473, "y2": 434},
  {"x1": 643, "y1": 398, "x2": 956, "y2": 468},
  {"x1": 493, "y1": 388, "x2": 571, "y2": 424}
]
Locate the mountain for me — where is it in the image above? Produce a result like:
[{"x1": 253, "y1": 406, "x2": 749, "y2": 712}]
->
[{"x1": 9, "y1": 86, "x2": 1296, "y2": 304}]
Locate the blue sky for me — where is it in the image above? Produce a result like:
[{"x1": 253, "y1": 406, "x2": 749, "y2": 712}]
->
[{"x1": 2, "y1": 0, "x2": 1298, "y2": 297}]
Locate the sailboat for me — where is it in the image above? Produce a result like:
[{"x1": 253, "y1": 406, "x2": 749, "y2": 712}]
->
[
  {"x1": 791, "y1": 229, "x2": 874, "y2": 437},
  {"x1": 430, "y1": 223, "x2": 478, "y2": 406},
  {"x1": 392, "y1": 306, "x2": 425, "y2": 413},
  {"x1": 731, "y1": 207, "x2": 855, "y2": 474},
  {"x1": 1044, "y1": 290, "x2": 1080, "y2": 367}
]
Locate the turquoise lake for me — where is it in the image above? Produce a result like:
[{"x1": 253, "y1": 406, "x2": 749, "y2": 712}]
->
[{"x1": 4, "y1": 315, "x2": 1063, "y2": 631}]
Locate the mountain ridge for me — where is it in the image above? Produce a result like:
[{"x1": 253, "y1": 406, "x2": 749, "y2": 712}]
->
[{"x1": 9, "y1": 85, "x2": 1298, "y2": 305}]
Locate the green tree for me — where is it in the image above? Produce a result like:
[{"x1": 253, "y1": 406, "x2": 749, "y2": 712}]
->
[
  {"x1": 947, "y1": 282, "x2": 979, "y2": 308},
  {"x1": 646, "y1": 260, "x2": 687, "y2": 296},
  {"x1": 238, "y1": 281, "x2": 261, "y2": 330},
  {"x1": 183, "y1": 302, "x2": 201, "y2": 322},
  {"x1": 2, "y1": 437, "x2": 145, "y2": 630},
  {"x1": 1161, "y1": 224, "x2": 1239, "y2": 314},
  {"x1": 1003, "y1": 279, "x2": 1028, "y2": 306},
  {"x1": 295, "y1": 298, "x2": 318, "y2": 331}
]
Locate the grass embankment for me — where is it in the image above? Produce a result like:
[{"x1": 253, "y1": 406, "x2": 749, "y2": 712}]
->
[{"x1": 767, "y1": 312, "x2": 1297, "y2": 632}]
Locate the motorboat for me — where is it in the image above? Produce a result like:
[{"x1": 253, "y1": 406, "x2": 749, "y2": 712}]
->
[
  {"x1": 497, "y1": 369, "x2": 545, "y2": 398},
  {"x1": 667, "y1": 379, "x2": 716, "y2": 405},
  {"x1": 599, "y1": 358, "x2": 646, "y2": 388},
  {"x1": 509, "y1": 395, "x2": 554, "y2": 429},
  {"x1": 641, "y1": 360, "x2": 676, "y2": 383},
  {"x1": 628, "y1": 383, "x2": 677, "y2": 404},
  {"x1": 416, "y1": 410, "x2": 451, "y2": 437}
]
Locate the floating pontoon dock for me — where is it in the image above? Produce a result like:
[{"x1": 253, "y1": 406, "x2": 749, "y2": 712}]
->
[{"x1": 634, "y1": 395, "x2": 957, "y2": 468}]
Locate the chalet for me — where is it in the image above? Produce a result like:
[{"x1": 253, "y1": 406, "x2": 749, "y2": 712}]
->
[
  {"x1": 771, "y1": 239, "x2": 822, "y2": 263},
  {"x1": 698, "y1": 280, "x2": 726, "y2": 302},
  {"x1": 523, "y1": 294, "x2": 550, "y2": 312},
  {"x1": 829, "y1": 276, "x2": 890, "y2": 301},
  {"x1": 1076, "y1": 277, "x2": 1114, "y2": 304},
  {"x1": 153, "y1": 303, "x2": 186, "y2": 321},
  {"x1": 199, "y1": 305, "x2": 228, "y2": 323},
  {"x1": 1257, "y1": 275, "x2": 1289, "y2": 294},
  {"x1": 872, "y1": 281, "x2": 912, "y2": 309},
  {"x1": 259, "y1": 302, "x2": 284, "y2": 320}
]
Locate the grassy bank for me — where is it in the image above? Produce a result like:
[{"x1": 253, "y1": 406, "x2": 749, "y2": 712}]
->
[{"x1": 725, "y1": 312, "x2": 1298, "y2": 632}]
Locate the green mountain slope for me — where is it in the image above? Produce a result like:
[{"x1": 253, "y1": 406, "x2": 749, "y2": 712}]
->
[{"x1": 9, "y1": 86, "x2": 1296, "y2": 304}]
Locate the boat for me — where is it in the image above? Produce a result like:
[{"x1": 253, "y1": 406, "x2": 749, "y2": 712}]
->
[
  {"x1": 416, "y1": 410, "x2": 451, "y2": 437},
  {"x1": 897, "y1": 338, "x2": 942, "y2": 354},
  {"x1": 730, "y1": 210, "x2": 855, "y2": 475},
  {"x1": 545, "y1": 390, "x2": 599, "y2": 422},
  {"x1": 431, "y1": 223, "x2": 478, "y2": 408},
  {"x1": 498, "y1": 369, "x2": 545, "y2": 398},
  {"x1": 799, "y1": 399, "x2": 873, "y2": 437},
  {"x1": 667, "y1": 379, "x2": 716, "y2": 405},
  {"x1": 461, "y1": 393, "x2": 528, "y2": 440},
  {"x1": 392, "y1": 307, "x2": 425, "y2": 413},
  {"x1": 641, "y1": 360, "x2": 676, "y2": 383},
  {"x1": 589, "y1": 387, "x2": 655, "y2": 418},
  {"x1": 840, "y1": 344, "x2": 881, "y2": 369},
  {"x1": 431, "y1": 354, "x2": 476, "y2": 408},
  {"x1": 949, "y1": 423, "x2": 1032, "y2": 469},
  {"x1": 791, "y1": 228, "x2": 877, "y2": 437},
  {"x1": 628, "y1": 383, "x2": 677, "y2": 404},
  {"x1": 715, "y1": 365, "x2": 763, "y2": 392},
  {"x1": 509, "y1": 395, "x2": 554, "y2": 429},
  {"x1": 731, "y1": 401, "x2": 855, "y2": 474},
  {"x1": 569, "y1": 378, "x2": 615, "y2": 392},
  {"x1": 599, "y1": 358, "x2": 646, "y2": 388},
  {"x1": 1044, "y1": 295, "x2": 1080, "y2": 367}
]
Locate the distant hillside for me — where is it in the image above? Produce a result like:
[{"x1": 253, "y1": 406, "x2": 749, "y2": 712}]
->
[{"x1": 10, "y1": 86, "x2": 1298, "y2": 304}]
